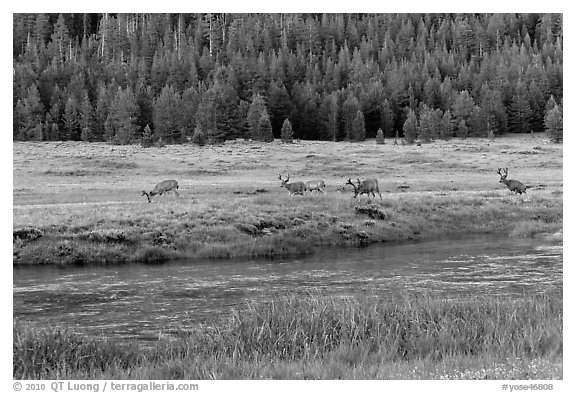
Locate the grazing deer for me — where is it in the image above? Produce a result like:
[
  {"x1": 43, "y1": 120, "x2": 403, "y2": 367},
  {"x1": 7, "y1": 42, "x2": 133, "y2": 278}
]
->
[
  {"x1": 304, "y1": 179, "x2": 326, "y2": 194},
  {"x1": 497, "y1": 168, "x2": 527, "y2": 195},
  {"x1": 141, "y1": 179, "x2": 180, "y2": 203},
  {"x1": 346, "y1": 178, "x2": 382, "y2": 200},
  {"x1": 278, "y1": 174, "x2": 306, "y2": 195}
]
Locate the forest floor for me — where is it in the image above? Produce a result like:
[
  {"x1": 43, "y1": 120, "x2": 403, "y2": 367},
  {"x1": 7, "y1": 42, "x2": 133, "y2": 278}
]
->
[{"x1": 13, "y1": 133, "x2": 563, "y2": 265}]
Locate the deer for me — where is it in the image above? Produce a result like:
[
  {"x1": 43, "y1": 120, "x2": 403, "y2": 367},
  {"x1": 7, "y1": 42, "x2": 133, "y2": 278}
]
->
[
  {"x1": 278, "y1": 174, "x2": 306, "y2": 195},
  {"x1": 497, "y1": 168, "x2": 527, "y2": 195},
  {"x1": 304, "y1": 179, "x2": 326, "y2": 194},
  {"x1": 141, "y1": 180, "x2": 180, "y2": 203},
  {"x1": 346, "y1": 178, "x2": 382, "y2": 200}
]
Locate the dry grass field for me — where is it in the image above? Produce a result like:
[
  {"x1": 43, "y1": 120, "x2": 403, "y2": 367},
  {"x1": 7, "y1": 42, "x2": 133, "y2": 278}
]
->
[
  {"x1": 13, "y1": 133, "x2": 563, "y2": 265},
  {"x1": 13, "y1": 133, "x2": 563, "y2": 204}
]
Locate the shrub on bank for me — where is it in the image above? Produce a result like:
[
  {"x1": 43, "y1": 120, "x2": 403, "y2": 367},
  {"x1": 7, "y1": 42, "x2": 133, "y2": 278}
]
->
[
  {"x1": 129, "y1": 246, "x2": 174, "y2": 264},
  {"x1": 14, "y1": 239, "x2": 128, "y2": 266}
]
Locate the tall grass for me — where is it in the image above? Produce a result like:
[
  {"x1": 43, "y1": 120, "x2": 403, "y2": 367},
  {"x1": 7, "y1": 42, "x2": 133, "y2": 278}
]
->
[
  {"x1": 222, "y1": 292, "x2": 562, "y2": 362},
  {"x1": 14, "y1": 292, "x2": 562, "y2": 379},
  {"x1": 13, "y1": 322, "x2": 144, "y2": 379}
]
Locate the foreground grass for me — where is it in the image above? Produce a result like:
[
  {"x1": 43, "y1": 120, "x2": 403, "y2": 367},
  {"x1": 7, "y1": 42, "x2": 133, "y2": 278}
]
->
[
  {"x1": 14, "y1": 292, "x2": 562, "y2": 379},
  {"x1": 13, "y1": 135, "x2": 563, "y2": 265}
]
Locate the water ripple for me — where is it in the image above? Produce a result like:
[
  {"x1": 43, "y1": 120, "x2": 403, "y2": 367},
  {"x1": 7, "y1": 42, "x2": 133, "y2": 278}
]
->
[{"x1": 14, "y1": 235, "x2": 562, "y2": 341}]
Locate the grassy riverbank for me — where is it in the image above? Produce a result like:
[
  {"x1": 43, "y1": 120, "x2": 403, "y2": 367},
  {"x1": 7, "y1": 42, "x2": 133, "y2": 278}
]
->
[
  {"x1": 13, "y1": 134, "x2": 562, "y2": 265},
  {"x1": 13, "y1": 291, "x2": 562, "y2": 379}
]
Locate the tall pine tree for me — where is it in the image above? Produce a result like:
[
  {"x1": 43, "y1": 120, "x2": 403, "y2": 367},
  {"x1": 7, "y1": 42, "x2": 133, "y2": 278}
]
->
[
  {"x1": 508, "y1": 82, "x2": 532, "y2": 133},
  {"x1": 105, "y1": 87, "x2": 139, "y2": 144},
  {"x1": 403, "y1": 108, "x2": 418, "y2": 144},
  {"x1": 15, "y1": 83, "x2": 44, "y2": 140},
  {"x1": 545, "y1": 105, "x2": 562, "y2": 143},
  {"x1": 351, "y1": 110, "x2": 366, "y2": 142},
  {"x1": 153, "y1": 85, "x2": 182, "y2": 143}
]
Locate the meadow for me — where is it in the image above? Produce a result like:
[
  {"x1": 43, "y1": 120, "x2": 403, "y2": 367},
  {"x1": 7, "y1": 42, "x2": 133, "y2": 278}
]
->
[
  {"x1": 13, "y1": 133, "x2": 563, "y2": 266},
  {"x1": 12, "y1": 134, "x2": 563, "y2": 379}
]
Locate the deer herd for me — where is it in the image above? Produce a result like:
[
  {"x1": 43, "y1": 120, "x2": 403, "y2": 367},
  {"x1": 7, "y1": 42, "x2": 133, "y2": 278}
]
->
[{"x1": 142, "y1": 168, "x2": 527, "y2": 203}]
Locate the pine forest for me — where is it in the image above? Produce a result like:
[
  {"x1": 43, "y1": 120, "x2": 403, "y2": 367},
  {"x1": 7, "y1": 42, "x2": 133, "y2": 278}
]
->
[{"x1": 13, "y1": 13, "x2": 564, "y2": 145}]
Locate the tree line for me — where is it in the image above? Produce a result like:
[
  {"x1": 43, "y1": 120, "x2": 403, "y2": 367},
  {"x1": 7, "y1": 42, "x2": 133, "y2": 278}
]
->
[{"x1": 13, "y1": 13, "x2": 563, "y2": 145}]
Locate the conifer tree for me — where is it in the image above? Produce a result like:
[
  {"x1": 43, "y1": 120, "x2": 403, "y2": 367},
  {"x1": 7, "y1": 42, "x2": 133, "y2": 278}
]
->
[
  {"x1": 141, "y1": 124, "x2": 154, "y2": 147},
  {"x1": 195, "y1": 90, "x2": 217, "y2": 142},
  {"x1": 80, "y1": 92, "x2": 95, "y2": 141},
  {"x1": 545, "y1": 95, "x2": 558, "y2": 113},
  {"x1": 362, "y1": 79, "x2": 386, "y2": 135},
  {"x1": 255, "y1": 112, "x2": 274, "y2": 142},
  {"x1": 13, "y1": 99, "x2": 24, "y2": 139},
  {"x1": 153, "y1": 85, "x2": 182, "y2": 143},
  {"x1": 440, "y1": 110, "x2": 453, "y2": 140},
  {"x1": 351, "y1": 110, "x2": 366, "y2": 142},
  {"x1": 319, "y1": 92, "x2": 340, "y2": 141},
  {"x1": 135, "y1": 82, "x2": 154, "y2": 141},
  {"x1": 191, "y1": 124, "x2": 207, "y2": 146},
  {"x1": 452, "y1": 90, "x2": 474, "y2": 131},
  {"x1": 267, "y1": 81, "x2": 293, "y2": 138},
  {"x1": 46, "y1": 14, "x2": 70, "y2": 61},
  {"x1": 456, "y1": 119, "x2": 469, "y2": 139},
  {"x1": 376, "y1": 128, "x2": 385, "y2": 144},
  {"x1": 403, "y1": 108, "x2": 418, "y2": 144},
  {"x1": 469, "y1": 106, "x2": 486, "y2": 137},
  {"x1": 247, "y1": 93, "x2": 270, "y2": 140},
  {"x1": 423, "y1": 76, "x2": 442, "y2": 108},
  {"x1": 342, "y1": 92, "x2": 361, "y2": 141},
  {"x1": 15, "y1": 83, "x2": 44, "y2": 141},
  {"x1": 45, "y1": 98, "x2": 63, "y2": 141},
  {"x1": 528, "y1": 80, "x2": 546, "y2": 133},
  {"x1": 290, "y1": 82, "x2": 319, "y2": 140},
  {"x1": 179, "y1": 86, "x2": 200, "y2": 140},
  {"x1": 236, "y1": 99, "x2": 251, "y2": 139},
  {"x1": 417, "y1": 104, "x2": 434, "y2": 142},
  {"x1": 508, "y1": 82, "x2": 532, "y2": 133},
  {"x1": 95, "y1": 83, "x2": 111, "y2": 142},
  {"x1": 281, "y1": 118, "x2": 293, "y2": 143},
  {"x1": 105, "y1": 87, "x2": 139, "y2": 145},
  {"x1": 479, "y1": 85, "x2": 507, "y2": 136},
  {"x1": 379, "y1": 98, "x2": 394, "y2": 138},
  {"x1": 545, "y1": 105, "x2": 562, "y2": 143},
  {"x1": 432, "y1": 108, "x2": 444, "y2": 140},
  {"x1": 64, "y1": 95, "x2": 81, "y2": 140},
  {"x1": 196, "y1": 75, "x2": 242, "y2": 143}
]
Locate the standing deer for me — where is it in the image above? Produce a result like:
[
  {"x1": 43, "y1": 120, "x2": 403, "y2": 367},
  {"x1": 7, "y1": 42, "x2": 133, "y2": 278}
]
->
[
  {"x1": 304, "y1": 179, "x2": 326, "y2": 194},
  {"x1": 141, "y1": 180, "x2": 180, "y2": 203},
  {"x1": 278, "y1": 174, "x2": 306, "y2": 195},
  {"x1": 497, "y1": 168, "x2": 527, "y2": 195},
  {"x1": 346, "y1": 178, "x2": 382, "y2": 200}
]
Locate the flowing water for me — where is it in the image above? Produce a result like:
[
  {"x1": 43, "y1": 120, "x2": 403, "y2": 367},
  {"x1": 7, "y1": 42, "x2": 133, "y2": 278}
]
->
[{"x1": 13, "y1": 235, "x2": 562, "y2": 341}]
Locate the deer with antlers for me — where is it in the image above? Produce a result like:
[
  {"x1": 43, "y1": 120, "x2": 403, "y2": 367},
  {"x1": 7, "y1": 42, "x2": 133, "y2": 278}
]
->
[
  {"x1": 141, "y1": 180, "x2": 180, "y2": 203},
  {"x1": 278, "y1": 174, "x2": 306, "y2": 195},
  {"x1": 497, "y1": 168, "x2": 527, "y2": 195},
  {"x1": 346, "y1": 178, "x2": 382, "y2": 200}
]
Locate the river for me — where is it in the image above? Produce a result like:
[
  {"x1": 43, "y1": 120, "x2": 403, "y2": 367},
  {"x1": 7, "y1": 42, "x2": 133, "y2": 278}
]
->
[{"x1": 13, "y1": 234, "x2": 562, "y2": 341}]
